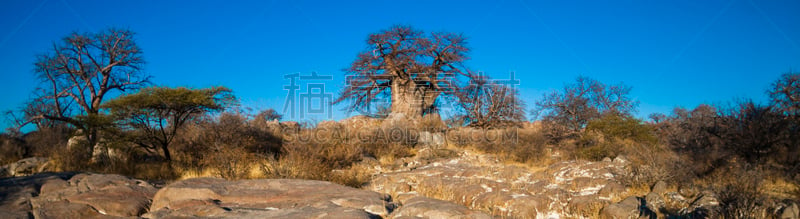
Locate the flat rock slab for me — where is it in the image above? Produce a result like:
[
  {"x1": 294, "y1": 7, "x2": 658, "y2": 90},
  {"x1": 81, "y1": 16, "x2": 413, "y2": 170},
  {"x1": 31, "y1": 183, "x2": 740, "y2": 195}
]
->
[
  {"x1": 147, "y1": 177, "x2": 394, "y2": 218},
  {"x1": 1, "y1": 172, "x2": 156, "y2": 219},
  {"x1": 32, "y1": 173, "x2": 158, "y2": 218}
]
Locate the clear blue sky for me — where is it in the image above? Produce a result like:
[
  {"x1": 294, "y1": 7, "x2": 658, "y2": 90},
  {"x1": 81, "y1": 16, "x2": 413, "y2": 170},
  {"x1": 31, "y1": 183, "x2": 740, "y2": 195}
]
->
[{"x1": 1, "y1": 0, "x2": 799, "y2": 129}]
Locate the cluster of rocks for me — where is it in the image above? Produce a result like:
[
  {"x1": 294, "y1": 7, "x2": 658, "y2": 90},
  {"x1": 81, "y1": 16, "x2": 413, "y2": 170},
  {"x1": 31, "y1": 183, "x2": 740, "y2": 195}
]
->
[
  {"x1": 602, "y1": 181, "x2": 800, "y2": 219},
  {"x1": 0, "y1": 172, "x2": 489, "y2": 219},
  {"x1": 368, "y1": 149, "x2": 631, "y2": 218},
  {"x1": 0, "y1": 157, "x2": 51, "y2": 178},
  {"x1": 1, "y1": 172, "x2": 156, "y2": 218}
]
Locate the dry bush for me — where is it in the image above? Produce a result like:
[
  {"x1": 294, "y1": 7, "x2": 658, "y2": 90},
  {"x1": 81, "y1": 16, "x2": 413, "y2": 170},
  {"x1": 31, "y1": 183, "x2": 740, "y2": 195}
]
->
[
  {"x1": 417, "y1": 113, "x2": 447, "y2": 132},
  {"x1": 266, "y1": 124, "x2": 379, "y2": 187},
  {"x1": 22, "y1": 126, "x2": 73, "y2": 158},
  {"x1": 208, "y1": 146, "x2": 259, "y2": 180},
  {"x1": 50, "y1": 141, "x2": 91, "y2": 172},
  {"x1": 260, "y1": 144, "x2": 371, "y2": 188},
  {"x1": 448, "y1": 126, "x2": 546, "y2": 164},
  {"x1": 172, "y1": 112, "x2": 282, "y2": 176},
  {"x1": 0, "y1": 133, "x2": 26, "y2": 165},
  {"x1": 710, "y1": 165, "x2": 769, "y2": 218},
  {"x1": 575, "y1": 113, "x2": 658, "y2": 161}
]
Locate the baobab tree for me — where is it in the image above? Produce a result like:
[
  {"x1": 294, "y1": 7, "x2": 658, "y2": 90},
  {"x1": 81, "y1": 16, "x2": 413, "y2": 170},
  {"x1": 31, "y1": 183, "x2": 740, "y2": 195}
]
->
[
  {"x1": 20, "y1": 28, "x2": 150, "y2": 154},
  {"x1": 335, "y1": 25, "x2": 472, "y2": 118}
]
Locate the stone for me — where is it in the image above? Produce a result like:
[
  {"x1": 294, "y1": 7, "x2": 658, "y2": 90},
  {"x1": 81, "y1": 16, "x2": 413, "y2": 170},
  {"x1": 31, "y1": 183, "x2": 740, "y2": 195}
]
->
[
  {"x1": 598, "y1": 182, "x2": 627, "y2": 200},
  {"x1": 613, "y1": 155, "x2": 628, "y2": 165},
  {"x1": 1, "y1": 157, "x2": 50, "y2": 177},
  {"x1": 645, "y1": 192, "x2": 665, "y2": 214},
  {"x1": 651, "y1": 180, "x2": 668, "y2": 195},
  {"x1": 678, "y1": 183, "x2": 698, "y2": 198},
  {"x1": 567, "y1": 195, "x2": 610, "y2": 217},
  {"x1": 780, "y1": 202, "x2": 799, "y2": 219},
  {"x1": 389, "y1": 196, "x2": 491, "y2": 219},
  {"x1": 0, "y1": 172, "x2": 156, "y2": 218},
  {"x1": 683, "y1": 190, "x2": 720, "y2": 218},
  {"x1": 663, "y1": 192, "x2": 687, "y2": 209},
  {"x1": 149, "y1": 177, "x2": 394, "y2": 218},
  {"x1": 32, "y1": 173, "x2": 157, "y2": 217},
  {"x1": 601, "y1": 196, "x2": 643, "y2": 219}
]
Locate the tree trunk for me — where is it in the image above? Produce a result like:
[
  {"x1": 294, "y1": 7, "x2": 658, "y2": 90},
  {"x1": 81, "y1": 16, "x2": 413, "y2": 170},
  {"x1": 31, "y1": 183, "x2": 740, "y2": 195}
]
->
[
  {"x1": 161, "y1": 143, "x2": 172, "y2": 162},
  {"x1": 391, "y1": 80, "x2": 438, "y2": 118}
]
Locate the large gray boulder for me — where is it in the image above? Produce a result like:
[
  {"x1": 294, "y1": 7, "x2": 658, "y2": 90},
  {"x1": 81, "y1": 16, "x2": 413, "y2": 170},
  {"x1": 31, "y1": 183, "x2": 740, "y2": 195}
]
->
[{"x1": 147, "y1": 177, "x2": 394, "y2": 218}]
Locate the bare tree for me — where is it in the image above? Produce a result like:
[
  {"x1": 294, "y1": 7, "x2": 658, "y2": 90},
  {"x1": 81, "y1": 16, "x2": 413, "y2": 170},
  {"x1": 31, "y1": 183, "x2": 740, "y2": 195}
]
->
[
  {"x1": 533, "y1": 76, "x2": 637, "y2": 139},
  {"x1": 456, "y1": 75, "x2": 526, "y2": 128},
  {"x1": 335, "y1": 25, "x2": 472, "y2": 118},
  {"x1": 21, "y1": 28, "x2": 150, "y2": 151},
  {"x1": 769, "y1": 71, "x2": 800, "y2": 117}
]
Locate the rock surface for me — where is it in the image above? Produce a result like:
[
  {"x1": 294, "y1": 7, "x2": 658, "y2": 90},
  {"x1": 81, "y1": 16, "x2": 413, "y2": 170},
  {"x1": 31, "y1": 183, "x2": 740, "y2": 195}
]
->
[
  {"x1": 368, "y1": 149, "x2": 629, "y2": 218},
  {"x1": 147, "y1": 177, "x2": 395, "y2": 218},
  {"x1": 0, "y1": 172, "x2": 156, "y2": 219},
  {"x1": 601, "y1": 196, "x2": 647, "y2": 219},
  {"x1": 389, "y1": 196, "x2": 491, "y2": 219}
]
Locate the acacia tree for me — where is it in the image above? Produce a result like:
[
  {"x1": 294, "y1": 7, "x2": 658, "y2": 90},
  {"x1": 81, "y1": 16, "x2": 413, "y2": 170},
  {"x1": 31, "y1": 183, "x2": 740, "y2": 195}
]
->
[
  {"x1": 335, "y1": 25, "x2": 472, "y2": 118},
  {"x1": 20, "y1": 28, "x2": 149, "y2": 152},
  {"x1": 534, "y1": 76, "x2": 637, "y2": 139},
  {"x1": 104, "y1": 86, "x2": 235, "y2": 161},
  {"x1": 456, "y1": 75, "x2": 527, "y2": 128}
]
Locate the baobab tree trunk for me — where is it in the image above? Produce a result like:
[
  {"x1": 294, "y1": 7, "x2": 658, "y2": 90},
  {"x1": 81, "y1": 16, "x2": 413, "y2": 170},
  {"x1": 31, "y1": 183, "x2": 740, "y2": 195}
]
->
[{"x1": 390, "y1": 80, "x2": 439, "y2": 118}]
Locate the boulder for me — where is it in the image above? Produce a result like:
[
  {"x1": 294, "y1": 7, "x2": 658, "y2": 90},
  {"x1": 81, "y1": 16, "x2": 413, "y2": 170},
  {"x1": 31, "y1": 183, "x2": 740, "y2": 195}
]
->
[
  {"x1": 645, "y1": 192, "x2": 665, "y2": 214},
  {"x1": 780, "y1": 201, "x2": 799, "y2": 219},
  {"x1": 148, "y1": 177, "x2": 394, "y2": 218},
  {"x1": 1, "y1": 157, "x2": 50, "y2": 177},
  {"x1": 389, "y1": 196, "x2": 491, "y2": 219},
  {"x1": 1, "y1": 172, "x2": 155, "y2": 218},
  {"x1": 651, "y1": 180, "x2": 668, "y2": 195},
  {"x1": 601, "y1": 196, "x2": 644, "y2": 219},
  {"x1": 31, "y1": 173, "x2": 157, "y2": 218},
  {"x1": 683, "y1": 190, "x2": 720, "y2": 218},
  {"x1": 598, "y1": 182, "x2": 627, "y2": 200},
  {"x1": 613, "y1": 155, "x2": 628, "y2": 165}
]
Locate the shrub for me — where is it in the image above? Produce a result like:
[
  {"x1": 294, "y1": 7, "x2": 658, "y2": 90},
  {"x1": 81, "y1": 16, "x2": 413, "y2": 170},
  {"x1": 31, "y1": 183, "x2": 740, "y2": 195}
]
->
[
  {"x1": 0, "y1": 133, "x2": 26, "y2": 165},
  {"x1": 22, "y1": 125, "x2": 73, "y2": 158},
  {"x1": 711, "y1": 165, "x2": 768, "y2": 218}
]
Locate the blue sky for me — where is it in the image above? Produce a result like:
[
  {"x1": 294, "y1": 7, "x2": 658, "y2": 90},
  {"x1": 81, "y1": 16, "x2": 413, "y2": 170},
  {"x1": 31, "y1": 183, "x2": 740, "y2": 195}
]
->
[{"x1": 1, "y1": 0, "x2": 799, "y2": 129}]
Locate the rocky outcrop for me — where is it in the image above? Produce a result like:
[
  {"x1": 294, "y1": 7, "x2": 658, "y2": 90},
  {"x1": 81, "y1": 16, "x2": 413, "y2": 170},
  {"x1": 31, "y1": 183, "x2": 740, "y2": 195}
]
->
[
  {"x1": 0, "y1": 157, "x2": 51, "y2": 177},
  {"x1": 147, "y1": 177, "x2": 395, "y2": 218},
  {"x1": 368, "y1": 149, "x2": 629, "y2": 218},
  {"x1": 0, "y1": 172, "x2": 156, "y2": 218},
  {"x1": 390, "y1": 196, "x2": 491, "y2": 219}
]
